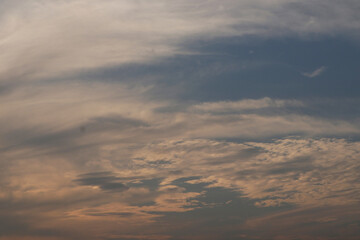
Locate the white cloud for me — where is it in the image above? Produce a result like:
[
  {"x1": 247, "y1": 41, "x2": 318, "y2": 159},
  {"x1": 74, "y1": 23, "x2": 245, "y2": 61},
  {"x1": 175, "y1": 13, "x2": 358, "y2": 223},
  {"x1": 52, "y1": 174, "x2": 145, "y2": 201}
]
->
[
  {"x1": 1, "y1": 83, "x2": 359, "y2": 150},
  {"x1": 191, "y1": 97, "x2": 304, "y2": 113},
  {"x1": 0, "y1": 0, "x2": 358, "y2": 81},
  {"x1": 302, "y1": 66, "x2": 327, "y2": 78}
]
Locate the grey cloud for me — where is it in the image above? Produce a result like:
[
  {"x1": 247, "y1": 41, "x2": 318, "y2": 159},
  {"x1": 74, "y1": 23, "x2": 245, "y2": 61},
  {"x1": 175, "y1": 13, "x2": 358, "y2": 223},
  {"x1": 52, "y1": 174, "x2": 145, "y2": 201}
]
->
[
  {"x1": 75, "y1": 172, "x2": 129, "y2": 192},
  {"x1": 0, "y1": 112, "x2": 150, "y2": 159},
  {"x1": 266, "y1": 155, "x2": 314, "y2": 175},
  {"x1": 85, "y1": 212, "x2": 134, "y2": 217},
  {"x1": 0, "y1": 214, "x2": 30, "y2": 236},
  {"x1": 0, "y1": 199, "x2": 85, "y2": 240},
  {"x1": 243, "y1": 204, "x2": 360, "y2": 239}
]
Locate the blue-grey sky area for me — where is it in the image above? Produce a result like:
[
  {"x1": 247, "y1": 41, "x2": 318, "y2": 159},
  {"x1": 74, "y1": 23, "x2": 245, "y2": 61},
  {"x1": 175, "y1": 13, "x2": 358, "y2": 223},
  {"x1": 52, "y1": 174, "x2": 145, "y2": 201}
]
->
[{"x1": 0, "y1": 1, "x2": 360, "y2": 240}]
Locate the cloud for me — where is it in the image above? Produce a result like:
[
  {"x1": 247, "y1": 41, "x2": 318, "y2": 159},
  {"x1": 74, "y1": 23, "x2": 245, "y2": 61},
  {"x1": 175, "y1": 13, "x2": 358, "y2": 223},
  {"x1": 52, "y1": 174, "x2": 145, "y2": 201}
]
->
[
  {"x1": 134, "y1": 138, "x2": 360, "y2": 207},
  {"x1": 74, "y1": 172, "x2": 129, "y2": 192},
  {"x1": 0, "y1": 1, "x2": 359, "y2": 82},
  {"x1": 1, "y1": 117, "x2": 360, "y2": 239},
  {"x1": 1, "y1": 1, "x2": 360, "y2": 239},
  {"x1": 7, "y1": 136, "x2": 357, "y2": 215},
  {"x1": 302, "y1": 66, "x2": 327, "y2": 78},
  {"x1": 184, "y1": 98, "x2": 359, "y2": 139},
  {"x1": 2, "y1": 82, "x2": 358, "y2": 143},
  {"x1": 191, "y1": 97, "x2": 304, "y2": 113},
  {"x1": 242, "y1": 204, "x2": 360, "y2": 239}
]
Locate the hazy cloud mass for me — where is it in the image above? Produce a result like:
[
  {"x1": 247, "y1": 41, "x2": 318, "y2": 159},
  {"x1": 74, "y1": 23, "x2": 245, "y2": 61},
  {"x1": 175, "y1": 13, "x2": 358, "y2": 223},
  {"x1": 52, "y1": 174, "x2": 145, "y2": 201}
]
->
[{"x1": 0, "y1": 0, "x2": 360, "y2": 239}]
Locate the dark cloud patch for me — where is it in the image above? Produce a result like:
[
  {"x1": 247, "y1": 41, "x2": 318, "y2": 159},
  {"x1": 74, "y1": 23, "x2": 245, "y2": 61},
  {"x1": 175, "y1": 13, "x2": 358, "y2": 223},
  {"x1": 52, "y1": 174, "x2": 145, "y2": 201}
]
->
[
  {"x1": 154, "y1": 187, "x2": 291, "y2": 240},
  {"x1": 75, "y1": 172, "x2": 129, "y2": 192},
  {"x1": 0, "y1": 82, "x2": 16, "y2": 97},
  {"x1": 127, "y1": 178, "x2": 162, "y2": 192},
  {"x1": 0, "y1": 212, "x2": 77, "y2": 240},
  {"x1": 235, "y1": 155, "x2": 314, "y2": 180},
  {"x1": 131, "y1": 201, "x2": 156, "y2": 207},
  {"x1": 171, "y1": 176, "x2": 212, "y2": 193},
  {"x1": 236, "y1": 169, "x2": 258, "y2": 180},
  {"x1": 243, "y1": 204, "x2": 360, "y2": 240},
  {"x1": 147, "y1": 160, "x2": 172, "y2": 165},
  {"x1": 85, "y1": 212, "x2": 134, "y2": 217},
  {"x1": 0, "y1": 114, "x2": 149, "y2": 160},
  {"x1": 0, "y1": 214, "x2": 30, "y2": 236},
  {"x1": 266, "y1": 155, "x2": 314, "y2": 176}
]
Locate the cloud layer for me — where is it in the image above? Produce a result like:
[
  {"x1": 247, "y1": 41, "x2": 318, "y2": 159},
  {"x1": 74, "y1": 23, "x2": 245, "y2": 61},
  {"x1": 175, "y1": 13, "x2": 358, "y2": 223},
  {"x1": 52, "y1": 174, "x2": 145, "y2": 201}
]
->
[
  {"x1": 1, "y1": 1, "x2": 360, "y2": 239},
  {"x1": 1, "y1": 135, "x2": 360, "y2": 239},
  {"x1": 0, "y1": 0, "x2": 359, "y2": 82}
]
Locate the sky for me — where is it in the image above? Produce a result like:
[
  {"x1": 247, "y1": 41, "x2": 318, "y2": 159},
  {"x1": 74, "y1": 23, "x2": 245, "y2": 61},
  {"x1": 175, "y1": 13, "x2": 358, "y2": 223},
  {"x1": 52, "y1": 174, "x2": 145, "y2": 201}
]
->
[{"x1": 0, "y1": 0, "x2": 360, "y2": 239}]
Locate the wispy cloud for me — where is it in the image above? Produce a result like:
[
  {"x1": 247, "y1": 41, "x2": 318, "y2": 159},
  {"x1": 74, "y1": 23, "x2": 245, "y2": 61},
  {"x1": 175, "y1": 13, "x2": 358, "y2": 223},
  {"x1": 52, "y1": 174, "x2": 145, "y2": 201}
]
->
[
  {"x1": 302, "y1": 66, "x2": 327, "y2": 78},
  {"x1": 1, "y1": 80, "x2": 359, "y2": 239},
  {"x1": 0, "y1": 1, "x2": 358, "y2": 82},
  {"x1": 191, "y1": 97, "x2": 304, "y2": 113}
]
